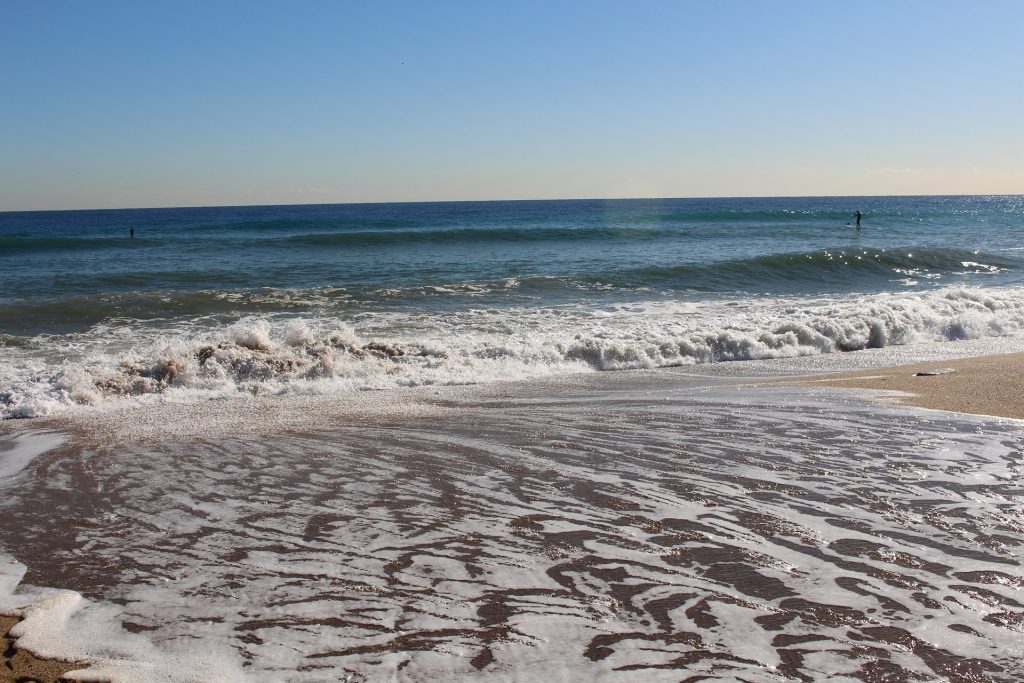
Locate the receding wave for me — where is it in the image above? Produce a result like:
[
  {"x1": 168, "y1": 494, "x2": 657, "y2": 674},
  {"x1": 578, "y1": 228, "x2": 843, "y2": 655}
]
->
[{"x1": 3, "y1": 286, "x2": 1023, "y2": 419}]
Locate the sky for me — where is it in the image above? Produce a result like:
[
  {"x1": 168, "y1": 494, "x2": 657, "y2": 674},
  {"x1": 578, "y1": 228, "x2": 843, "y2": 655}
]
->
[{"x1": 1, "y1": 0, "x2": 1022, "y2": 211}]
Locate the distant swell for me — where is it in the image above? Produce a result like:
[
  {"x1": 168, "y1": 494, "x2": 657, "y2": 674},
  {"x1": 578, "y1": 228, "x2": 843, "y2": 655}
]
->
[
  {"x1": 0, "y1": 235, "x2": 145, "y2": 255},
  {"x1": 279, "y1": 224, "x2": 667, "y2": 247}
]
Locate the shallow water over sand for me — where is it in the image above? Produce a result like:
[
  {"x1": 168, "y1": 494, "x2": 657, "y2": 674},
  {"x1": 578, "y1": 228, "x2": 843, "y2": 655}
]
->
[{"x1": 1, "y1": 370, "x2": 1022, "y2": 681}]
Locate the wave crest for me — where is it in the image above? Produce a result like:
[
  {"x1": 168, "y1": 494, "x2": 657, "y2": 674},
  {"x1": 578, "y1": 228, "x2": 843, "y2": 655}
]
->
[{"x1": 2, "y1": 287, "x2": 1023, "y2": 419}]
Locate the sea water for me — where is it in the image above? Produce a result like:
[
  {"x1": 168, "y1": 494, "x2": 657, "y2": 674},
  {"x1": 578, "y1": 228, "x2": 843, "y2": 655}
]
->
[
  {"x1": 2, "y1": 195, "x2": 1024, "y2": 418},
  {"x1": 1, "y1": 196, "x2": 1024, "y2": 681}
]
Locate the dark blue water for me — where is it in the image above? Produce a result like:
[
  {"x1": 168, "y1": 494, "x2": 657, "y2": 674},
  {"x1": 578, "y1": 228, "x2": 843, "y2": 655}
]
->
[{"x1": 2, "y1": 196, "x2": 1023, "y2": 336}]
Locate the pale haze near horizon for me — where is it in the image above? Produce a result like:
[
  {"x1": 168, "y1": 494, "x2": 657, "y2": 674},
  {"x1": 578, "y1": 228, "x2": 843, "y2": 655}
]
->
[{"x1": 1, "y1": 0, "x2": 1022, "y2": 212}]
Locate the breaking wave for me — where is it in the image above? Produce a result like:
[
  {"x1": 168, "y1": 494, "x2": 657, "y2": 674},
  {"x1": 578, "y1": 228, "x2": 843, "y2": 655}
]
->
[
  {"x1": 3, "y1": 246, "x2": 1017, "y2": 338},
  {"x1": 3, "y1": 287, "x2": 1024, "y2": 419}
]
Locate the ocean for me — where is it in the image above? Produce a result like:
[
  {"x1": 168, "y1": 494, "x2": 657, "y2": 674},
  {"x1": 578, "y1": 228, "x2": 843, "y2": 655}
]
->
[
  {"x1": 1, "y1": 195, "x2": 1023, "y2": 681},
  {"x1": 2, "y1": 195, "x2": 1024, "y2": 418}
]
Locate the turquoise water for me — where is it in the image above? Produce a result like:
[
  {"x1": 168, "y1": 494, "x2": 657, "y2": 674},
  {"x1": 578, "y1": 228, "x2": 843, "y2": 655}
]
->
[{"x1": 1, "y1": 195, "x2": 1023, "y2": 417}]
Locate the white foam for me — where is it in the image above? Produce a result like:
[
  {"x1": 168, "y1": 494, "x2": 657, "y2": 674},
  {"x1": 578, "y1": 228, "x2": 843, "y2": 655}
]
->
[
  {"x1": 0, "y1": 427, "x2": 244, "y2": 681},
  {"x1": 2, "y1": 377, "x2": 1024, "y2": 679},
  {"x1": 0, "y1": 431, "x2": 64, "y2": 483},
  {"x1": 0, "y1": 580, "x2": 244, "y2": 682},
  {"x1": 2, "y1": 285, "x2": 1024, "y2": 419}
]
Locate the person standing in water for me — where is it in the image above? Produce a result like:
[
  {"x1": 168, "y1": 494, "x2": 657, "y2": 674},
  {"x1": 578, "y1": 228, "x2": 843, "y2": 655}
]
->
[
  {"x1": 130, "y1": 226, "x2": 135, "y2": 238},
  {"x1": 853, "y1": 211, "x2": 862, "y2": 229}
]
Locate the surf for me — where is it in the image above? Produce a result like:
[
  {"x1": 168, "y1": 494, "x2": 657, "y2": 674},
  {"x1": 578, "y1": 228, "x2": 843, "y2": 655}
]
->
[{"x1": 3, "y1": 285, "x2": 1023, "y2": 419}]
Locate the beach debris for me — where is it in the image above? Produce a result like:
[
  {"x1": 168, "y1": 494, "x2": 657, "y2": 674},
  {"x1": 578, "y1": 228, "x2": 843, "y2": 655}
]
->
[{"x1": 913, "y1": 368, "x2": 956, "y2": 376}]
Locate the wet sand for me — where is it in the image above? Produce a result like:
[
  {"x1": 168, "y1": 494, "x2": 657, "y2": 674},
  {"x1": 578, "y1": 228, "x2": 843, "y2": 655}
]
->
[
  {"x1": 1, "y1": 615, "x2": 81, "y2": 683},
  {"x1": 2, "y1": 350, "x2": 1024, "y2": 680},
  {"x1": 800, "y1": 351, "x2": 1024, "y2": 420}
]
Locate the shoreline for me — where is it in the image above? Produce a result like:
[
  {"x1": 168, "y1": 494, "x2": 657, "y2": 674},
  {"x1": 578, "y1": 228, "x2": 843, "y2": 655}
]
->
[
  {"x1": 2, "y1": 344, "x2": 1023, "y2": 679},
  {"x1": 795, "y1": 351, "x2": 1024, "y2": 421},
  {"x1": 1, "y1": 615, "x2": 81, "y2": 683},
  {"x1": 6, "y1": 342, "x2": 1019, "y2": 449}
]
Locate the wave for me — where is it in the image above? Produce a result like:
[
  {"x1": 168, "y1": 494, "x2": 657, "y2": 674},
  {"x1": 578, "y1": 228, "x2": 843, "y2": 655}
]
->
[
  {"x1": 1, "y1": 244, "x2": 1017, "y2": 337},
  {"x1": 184, "y1": 215, "x2": 431, "y2": 236},
  {"x1": 0, "y1": 334, "x2": 32, "y2": 348},
  {"x1": 0, "y1": 224, "x2": 683, "y2": 256},
  {"x1": 614, "y1": 247, "x2": 1019, "y2": 290},
  {"x1": 3, "y1": 286, "x2": 1023, "y2": 419},
  {"x1": 0, "y1": 288, "x2": 357, "y2": 337},
  {"x1": 276, "y1": 224, "x2": 669, "y2": 248},
  {"x1": 0, "y1": 281, "x2": 557, "y2": 337},
  {"x1": 0, "y1": 235, "x2": 151, "y2": 255},
  {"x1": 630, "y1": 207, "x2": 856, "y2": 223}
]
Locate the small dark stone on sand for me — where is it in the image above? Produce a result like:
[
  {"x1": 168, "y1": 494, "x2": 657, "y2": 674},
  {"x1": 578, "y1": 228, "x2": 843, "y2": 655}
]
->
[{"x1": 913, "y1": 368, "x2": 956, "y2": 376}]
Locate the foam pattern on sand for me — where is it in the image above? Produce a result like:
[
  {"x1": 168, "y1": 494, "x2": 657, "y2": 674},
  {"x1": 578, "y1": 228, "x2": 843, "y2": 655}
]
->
[
  {"x1": 1, "y1": 384, "x2": 1022, "y2": 681},
  {"x1": 0, "y1": 432, "x2": 244, "y2": 682}
]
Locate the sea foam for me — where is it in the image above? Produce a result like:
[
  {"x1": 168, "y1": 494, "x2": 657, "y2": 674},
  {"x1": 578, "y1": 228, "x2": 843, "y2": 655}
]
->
[
  {"x1": 2, "y1": 286, "x2": 1023, "y2": 419},
  {"x1": 0, "y1": 432, "x2": 243, "y2": 681},
  {"x1": 3, "y1": 379, "x2": 1022, "y2": 679}
]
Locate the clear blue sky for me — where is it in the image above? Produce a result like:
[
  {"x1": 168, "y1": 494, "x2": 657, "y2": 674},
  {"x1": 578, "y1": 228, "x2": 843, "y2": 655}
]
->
[{"x1": 2, "y1": 0, "x2": 1022, "y2": 210}]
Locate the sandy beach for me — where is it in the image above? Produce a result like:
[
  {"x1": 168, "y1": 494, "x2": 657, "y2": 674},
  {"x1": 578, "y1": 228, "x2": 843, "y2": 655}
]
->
[
  {"x1": 1, "y1": 348, "x2": 1023, "y2": 680},
  {"x1": 800, "y1": 351, "x2": 1024, "y2": 421}
]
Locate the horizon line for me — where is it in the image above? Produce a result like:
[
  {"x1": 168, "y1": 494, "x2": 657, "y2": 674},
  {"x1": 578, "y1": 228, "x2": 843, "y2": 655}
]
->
[{"x1": 2, "y1": 191, "x2": 1021, "y2": 215}]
